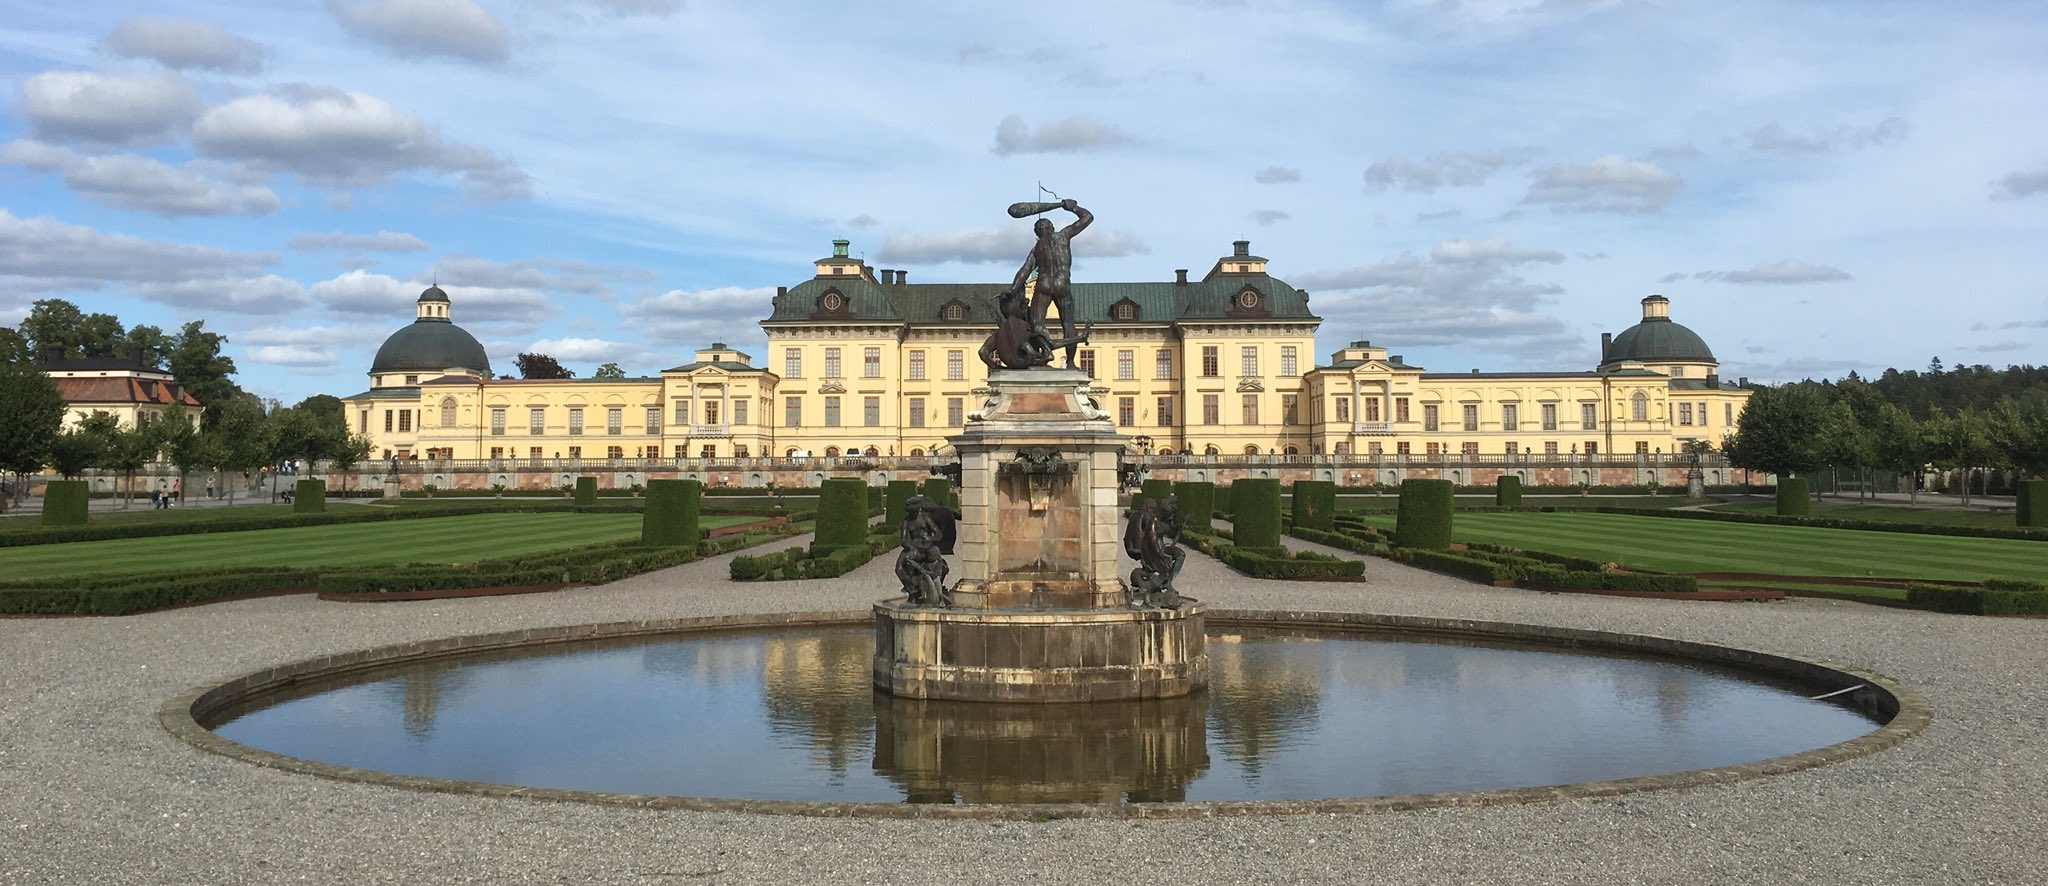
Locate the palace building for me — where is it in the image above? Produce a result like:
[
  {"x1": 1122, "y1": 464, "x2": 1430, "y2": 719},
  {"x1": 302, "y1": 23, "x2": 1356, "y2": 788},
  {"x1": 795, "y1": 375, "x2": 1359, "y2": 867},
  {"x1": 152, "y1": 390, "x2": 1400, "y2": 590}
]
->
[{"x1": 346, "y1": 241, "x2": 1749, "y2": 467}]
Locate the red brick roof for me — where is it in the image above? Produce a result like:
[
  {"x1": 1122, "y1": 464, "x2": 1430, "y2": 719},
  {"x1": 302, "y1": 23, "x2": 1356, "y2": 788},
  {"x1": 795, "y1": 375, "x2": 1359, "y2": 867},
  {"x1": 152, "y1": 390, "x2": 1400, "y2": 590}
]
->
[{"x1": 53, "y1": 376, "x2": 201, "y2": 408}]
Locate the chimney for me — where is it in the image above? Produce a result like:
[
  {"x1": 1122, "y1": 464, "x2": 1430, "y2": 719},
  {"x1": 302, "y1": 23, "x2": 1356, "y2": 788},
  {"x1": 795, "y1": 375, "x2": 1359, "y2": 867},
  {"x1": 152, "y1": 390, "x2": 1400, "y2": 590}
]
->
[
  {"x1": 1391, "y1": 355, "x2": 1402, "y2": 364},
  {"x1": 42, "y1": 344, "x2": 63, "y2": 364},
  {"x1": 1705, "y1": 372, "x2": 1719, "y2": 386},
  {"x1": 831, "y1": 239, "x2": 849, "y2": 258},
  {"x1": 775, "y1": 286, "x2": 787, "y2": 306},
  {"x1": 133, "y1": 346, "x2": 149, "y2": 368},
  {"x1": 878, "y1": 268, "x2": 893, "y2": 284},
  {"x1": 1738, "y1": 376, "x2": 1749, "y2": 387},
  {"x1": 1600, "y1": 332, "x2": 1612, "y2": 361},
  {"x1": 895, "y1": 270, "x2": 907, "y2": 285},
  {"x1": 1174, "y1": 269, "x2": 1188, "y2": 285},
  {"x1": 1232, "y1": 240, "x2": 1250, "y2": 257}
]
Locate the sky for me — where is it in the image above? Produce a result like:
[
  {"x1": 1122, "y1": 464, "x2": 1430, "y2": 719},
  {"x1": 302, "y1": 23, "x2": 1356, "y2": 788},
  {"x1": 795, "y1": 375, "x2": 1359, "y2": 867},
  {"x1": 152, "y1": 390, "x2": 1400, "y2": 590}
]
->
[{"x1": 0, "y1": 0, "x2": 2043, "y2": 405}]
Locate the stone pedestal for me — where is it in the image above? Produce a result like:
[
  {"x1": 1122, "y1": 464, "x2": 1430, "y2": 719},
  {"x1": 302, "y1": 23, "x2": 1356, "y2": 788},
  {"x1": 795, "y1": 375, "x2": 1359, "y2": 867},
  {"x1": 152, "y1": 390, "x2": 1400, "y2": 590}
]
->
[{"x1": 874, "y1": 367, "x2": 1208, "y2": 703}]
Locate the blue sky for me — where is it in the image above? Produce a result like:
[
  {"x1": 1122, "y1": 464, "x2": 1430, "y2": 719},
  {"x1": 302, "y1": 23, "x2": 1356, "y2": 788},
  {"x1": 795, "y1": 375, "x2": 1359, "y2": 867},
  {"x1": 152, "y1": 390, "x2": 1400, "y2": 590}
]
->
[{"x1": 1, "y1": 0, "x2": 2043, "y2": 404}]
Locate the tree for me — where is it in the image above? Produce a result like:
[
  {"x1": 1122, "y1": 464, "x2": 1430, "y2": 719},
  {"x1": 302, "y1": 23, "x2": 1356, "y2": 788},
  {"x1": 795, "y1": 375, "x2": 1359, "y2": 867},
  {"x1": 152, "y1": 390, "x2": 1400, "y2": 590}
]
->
[
  {"x1": 0, "y1": 360, "x2": 66, "y2": 512},
  {"x1": 155, "y1": 407, "x2": 205, "y2": 504},
  {"x1": 1816, "y1": 401, "x2": 1876, "y2": 500},
  {"x1": 0, "y1": 327, "x2": 30, "y2": 364},
  {"x1": 47, "y1": 428, "x2": 102, "y2": 479},
  {"x1": 121, "y1": 324, "x2": 172, "y2": 369},
  {"x1": 329, "y1": 433, "x2": 373, "y2": 496},
  {"x1": 1924, "y1": 408, "x2": 1995, "y2": 505},
  {"x1": 204, "y1": 397, "x2": 272, "y2": 505},
  {"x1": 100, "y1": 418, "x2": 159, "y2": 509},
  {"x1": 294, "y1": 394, "x2": 346, "y2": 428},
  {"x1": 1869, "y1": 404, "x2": 1927, "y2": 503},
  {"x1": 18, "y1": 299, "x2": 84, "y2": 359},
  {"x1": 516, "y1": 353, "x2": 575, "y2": 379},
  {"x1": 593, "y1": 362, "x2": 626, "y2": 379},
  {"x1": 1724, "y1": 384, "x2": 1827, "y2": 484},
  {"x1": 167, "y1": 321, "x2": 242, "y2": 420},
  {"x1": 76, "y1": 312, "x2": 127, "y2": 357}
]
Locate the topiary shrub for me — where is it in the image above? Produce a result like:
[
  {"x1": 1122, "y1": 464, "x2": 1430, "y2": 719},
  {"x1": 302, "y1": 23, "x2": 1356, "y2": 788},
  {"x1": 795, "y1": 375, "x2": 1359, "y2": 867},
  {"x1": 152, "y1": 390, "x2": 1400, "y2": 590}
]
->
[
  {"x1": 1213, "y1": 483, "x2": 1234, "y2": 516},
  {"x1": 1139, "y1": 478, "x2": 1174, "y2": 508},
  {"x1": 1290, "y1": 480, "x2": 1336, "y2": 532},
  {"x1": 1392, "y1": 478, "x2": 1454, "y2": 549},
  {"x1": 1776, "y1": 478, "x2": 1811, "y2": 516},
  {"x1": 1173, "y1": 481, "x2": 1215, "y2": 534},
  {"x1": 641, "y1": 479, "x2": 702, "y2": 546},
  {"x1": 2018, "y1": 479, "x2": 2046, "y2": 528},
  {"x1": 1496, "y1": 475, "x2": 1523, "y2": 507},
  {"x1": 885, "y1": 479, "x2": 919, "y2": 527},
  {"x1": 40, "y1": 480, "x2": 88, "y2": 527},
  {"x1": 1231, "y1": 478, "x2": 1283, "y2": 551},
  {"x1": 814, "y1": 477, "x2": 871, "y2": 553},
  {"x1": 294, "y1": 479, "x2": 326, "y2": 514},
  {"x1": 921, "y1": 477, "x2": 955, "y2": 509},
  {"x1": 574, "y1": 476, "x2": 597, "y2": 506}
]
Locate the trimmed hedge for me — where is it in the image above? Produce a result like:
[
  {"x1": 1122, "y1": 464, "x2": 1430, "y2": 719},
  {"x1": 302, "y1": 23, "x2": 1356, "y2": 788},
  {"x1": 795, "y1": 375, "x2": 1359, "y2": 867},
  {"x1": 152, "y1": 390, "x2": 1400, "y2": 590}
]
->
[
  {"x1": 1290, "y1": 480, "x2": 1337, "y2": 532},
  {"x1": 1393, "y1": 479, "x2": 1454, "y2": 549},
  {"x1": 1181, "y1": 528, "x2": 1365, "y2": 579},
  {"x1": 41, "y1": 480, "x2": 88, "y2": 526},
  {"x1": 885, "y1": 480, "x2": 919, "y2": 527},
  {"x1": 814, "y1": 478, "x2": 871, "y2": 552},
  {"x1": 731, "y1": 530, "x2": 893, "y2": 580},
  {"x1": 294, "y1": 479, "x2": 326, "y2": 513},
  {"x1": 921, "y1": 477, "x2": 956, "y2": 509},
  {"x1": 1776, "y1": 478, "x2": 1811, "y2": 516},
  {"x1": 1172, "y1": 481, "x2": 1215, "y2": 534},
  {"x1": 1496, "y1": 475, "x2": 1522, "y2": 507},
  {"x1": 1138, "y1": 478, "x2": 1174, "y2": 509},
  {"x1": 641, "y1": 479, "x2": 702, "y2": 546},
  {"x1": 2019, "y1": 479, "x2": 2045, "y2": 528},
  {"x1": 1213, "y1": 484, "x2": 1234, "y2": 516},
  {"x1": 1289, "y1": 524, "x2": 1386, "y2": 555},
  {"x1": 1230, "y1": 479, "x2": 1283, "y2": 551},
  {"x1": 1385, "y1": 546, "x2": 1517, "y2": 583},
  {"x1": 1591, "y1": 506, "x2": 2048, "y2": 542},
  {"x1": 573, "y1": 476, "x2": 597, "y2": 506},
  {"x1": 1907, "y1": 580, "x2": 2048, "y2": 615}
]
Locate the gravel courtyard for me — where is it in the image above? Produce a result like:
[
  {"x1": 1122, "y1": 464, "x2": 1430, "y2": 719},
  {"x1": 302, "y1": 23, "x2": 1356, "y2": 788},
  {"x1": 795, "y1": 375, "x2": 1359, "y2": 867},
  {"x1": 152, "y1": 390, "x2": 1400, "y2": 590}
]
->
[{"x1": 3, "y1": 538, "x2": 2042, "y2": 885}]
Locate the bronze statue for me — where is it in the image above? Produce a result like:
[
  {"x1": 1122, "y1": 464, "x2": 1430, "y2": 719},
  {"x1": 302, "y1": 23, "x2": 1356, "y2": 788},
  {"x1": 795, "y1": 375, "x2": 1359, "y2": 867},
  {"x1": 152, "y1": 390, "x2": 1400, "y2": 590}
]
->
[
  {"x1": 977, "y1": 286, "x2": 1052, "y2": 370},
  {"x1": 980, "y1": 198, "x2": 1093, "y2": 371},
  {"x1": 1124, "y1": 495, "x2": 1185, "y2": 609},
  {"x1": 896, "y1": 495, "x2": 951, "y2": 606}
]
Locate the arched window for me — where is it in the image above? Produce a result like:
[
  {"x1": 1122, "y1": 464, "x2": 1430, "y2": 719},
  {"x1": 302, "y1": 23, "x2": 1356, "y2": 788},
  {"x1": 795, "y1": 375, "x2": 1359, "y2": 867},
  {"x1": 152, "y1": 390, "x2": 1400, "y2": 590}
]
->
[
  {"x1": 1244, "y1": 444, "x2": 1261, "y2": 455},
  {"x1": 1283, "y1": 445, "x2": 1299, "y2": 455},
  {"x1": 1334, "y1": 442, "x2": 1350, "y2": 455},
  {"x1": 786, "y1": 448, "x2": 799, "y2": 458},
  {"x1": 440, "y1": 398, "x2": 457, "y2": 428},
  {"x1": 824, "y1": 446, "x2": 840, "y2": 458},
  {"x1": 1204, "y1": 444, "x2": 1220, "y2": 456},
  {"x1": 1157, "y1": 447, "x2": 1174, "y2": 456},
  {"x1": 909, "y1": 448, "x2": 924, "y2": 457},
  {"x1": 1111, "y1": 301, "x2": 1137, "y2": 321},
  {"x1": 1630, "y1": 391, "x2": 1649, "y2": 421},
  {"x1": 865, "y1": 446, "x2": 879, "y2": 457},
  {"x1": 941, "y1": 302, "x2": 966, "y2": 321}
]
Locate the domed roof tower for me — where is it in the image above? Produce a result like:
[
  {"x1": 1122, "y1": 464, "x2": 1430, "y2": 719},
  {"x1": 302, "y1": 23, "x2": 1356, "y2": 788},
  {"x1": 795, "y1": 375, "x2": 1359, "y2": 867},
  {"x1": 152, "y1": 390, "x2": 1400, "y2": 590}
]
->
[
  {"x1": 1599, "y1": 295, "x2": 1717, "y2": 378},
  {"x1": 369, "y1": 285, "x2": 492, "y2": 385}
]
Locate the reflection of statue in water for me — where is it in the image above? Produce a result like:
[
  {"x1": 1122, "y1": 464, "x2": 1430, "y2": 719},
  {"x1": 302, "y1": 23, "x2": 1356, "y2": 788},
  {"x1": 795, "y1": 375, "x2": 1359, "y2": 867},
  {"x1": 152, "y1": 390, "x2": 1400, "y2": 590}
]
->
[
  {"x1": 981, "y1": 198, "x2": 1093, "y2": 370},
  {"x1": 1124, "y1": 495, "x2": 1185, "y2": 609},
  {"x1": 896, "y1": 495, "x2": 952, "y2": 606}
]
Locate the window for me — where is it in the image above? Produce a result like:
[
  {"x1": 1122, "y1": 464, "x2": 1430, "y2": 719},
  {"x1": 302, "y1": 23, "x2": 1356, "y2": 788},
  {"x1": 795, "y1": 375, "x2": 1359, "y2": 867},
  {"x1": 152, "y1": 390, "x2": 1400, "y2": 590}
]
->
[
  {"x1": 1364, "y1": 398, "x2": 1381, "y2": 422},
  {"x1": 863, "y1": 347, "x2": 881, "y2": 378},
  {"x1": 529, "y1": 407, "x2": 545, "y2": 435},
  {"x1": 1156, "y1": 349, "x2": 1174, "y2": 379},
  {"x1": 1202, "y1": 394, "x2": 1219, "y2": 425},
  {"x1": 1697, "y1": 401, "x2": 1708, "y2": 426},
  {"x1": 785, "y1": 397, "x2": 801, "y2": 427},
  {"x1": 1395, "y1": 397, "x2": 1410, "y2": 423},
  {"x1": 645, "y1": 406, "x2": 661, "y2": 435},
  {"x1": 529, "y1": 447, "x2": 543, "y2": 463},
  {"x1": 703, "y1": 401, "x2": 719, "y2": 426},
  {"x1": 863, "y1": 396, "x2": 880, "y2": 426},
  {"x1": 568, "y1": 407, "x2": 584, "y2": 435},
  {"x1": 824, "y1": 347, "x2": 841, "y2": 378},
  {"x1": 1201, "y1": 346, "x2": 1219, "y2": 377},
  {"x1": 702, "y1": 445, "x2": 716, "y2": 459},
  {"x1": 1426, "y1": 442, "x2": 1441, "y2": 456},
  {"x1": 1462, "y1": 441, "x2": 1480, "y2": 456},
  {"x1": 607, "y1": 446, "x2": 623, "y2": 459},
  {"x1": 946, "y1": 350, "x2": 964, "y2": 380},
  {"x1": 908, "y1": 397, "x2": 925, "y2": 427},
  {"x1": 675, "y1": 401, "x2": 689, "y2": 423},
  {"x1": 490, "y1": 446, "x2": 504, "y2": 459},
  {"x1": 1505, "y1": 441, "x2": 1518, "y2": 455},
  {"x1": 946, "y1": 397, "x2": 964, "y2": 425},
  {"x1": 735, "y1": 445, "x2": 749, "y2": 458},
  {"x1": 1545, "y1": 442, "x2": 1558, "y2": 456},
  {"x1": 405, "y1": 375, "x2": 418, "y2": 385},
  {"x1": 1461, "y1": 404, "x2": 1478, "y2": 432},
  {"x1": 490, "y1": 408, "x2": 505, "y2": 436},
  {"x1": 1423, "y1": 404, "x2": 1439, "y2": 431},
  {"x1": 440, "y1": 398, "x2": 456, "y2": 427},
  {"x1": 1241, "y1": 393, "x2": 1259, "y2": 424},
  {"x1": 397, "y1": 410, "x2": 411, "y2": 433},
  {"x1": 1636, "y1": 441, "x2": 1651, "y2": 454},
  {"x1": 360, "y1": 411, "x2": 368, "y2": 434},
  {"x1": 909, "y1": 351, "x2": 926, "y2": 380},
  {"x1": 1725, "y1": 403, "x2": 1734, "y2": 425},
  {"x1": 824, "y1": 397, "x2": 841, "y2": 426},
  {"x1": 1581, "y1": 403, "x2": 1598, "y2": 430},
  {"x1": 784, "y1": 349, "x2": 801, "y2": 378},
  {"x1": 1118, "y1": 396, "x2": 1135, "y2": 425},
  {"x1": 1396, "y1": 442, "x2": 1410, "y2": 455},
  {"x1": 1502, "y1": 403, "x2": 1519, "y2": 431},
  {"x1": 1631, "y1": 391, "x2": 1649, "y2": 421},
  {"x1": 942, "y1": 302, "x2": 966, "y2": 321},
  {"x1": 1335, "y1": 398, "x2": 1351, "y2": 422},
  {"x1": 568, "y1": 446, "x2": 582, "y2": 460},
  {"x1": 734, "y1": 400, "x2": 748, "y2": 425},
  {"x1": 1078, "y1": 350, "x2": 1096, "y2": 377},
  {"x1": 383, "y1": 410, "x2": 393, "y2": 433},
  {"x1": 1281, "y1": 346, "x2": 1297, "y2": 377},
  {"x1": 1368, "y1": 442, "x2": 1383, "y2": 456},
  {"x1": 1678, "y1": 402, "x2": 1693, "y2": 426},
  {"x1": 1112, "y1": 301, "x2": 1137, "y2": 321},
  {"x1": 1585, "y1": 441, "x2": 1599, "y2": 456},
  {"x1": 1541, "y1": 403, "x2": 1558, "y2": 431},
  {"x1": 1282, "y1": 394, "x2": 1297, "y2": 424},
  {"x1": 607, "y1": 407, "x2": 622, "y2": 435},
  {"x1": 1117, "y1": 350, "x2": 1134, "y2": 380},
  {"x1": 1241, "y1": 346, "x2": 1259, "y2": 376}
]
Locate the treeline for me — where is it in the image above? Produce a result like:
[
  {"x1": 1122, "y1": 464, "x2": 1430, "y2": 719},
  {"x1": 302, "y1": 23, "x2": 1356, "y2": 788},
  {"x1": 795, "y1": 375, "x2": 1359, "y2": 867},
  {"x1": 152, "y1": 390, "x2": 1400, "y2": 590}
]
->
[{"x1": 1726, "y1": 362, "x2": 2048, "y2": 504}]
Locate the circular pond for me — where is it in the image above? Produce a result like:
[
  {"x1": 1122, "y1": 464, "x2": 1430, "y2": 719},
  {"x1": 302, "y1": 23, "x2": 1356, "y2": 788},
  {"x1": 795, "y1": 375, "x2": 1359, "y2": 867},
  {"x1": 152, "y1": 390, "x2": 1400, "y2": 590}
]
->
[{"x1": 182, "y1": 613, "x2": 1906, "y2": 813}]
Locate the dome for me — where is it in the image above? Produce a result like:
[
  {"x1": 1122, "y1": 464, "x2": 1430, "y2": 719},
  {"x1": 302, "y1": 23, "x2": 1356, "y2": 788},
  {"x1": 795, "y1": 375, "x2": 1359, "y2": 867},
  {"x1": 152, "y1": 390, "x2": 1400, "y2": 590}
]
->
[
  {"x1": 1604, "y1": 295, "x2": 1715, "y2": 364},
  {"x1": 417, "y1": 284, "x2": 450, "y2": 303},
  {"x1": 371, "y1": 318, "x2": 491, "y2": 377}
]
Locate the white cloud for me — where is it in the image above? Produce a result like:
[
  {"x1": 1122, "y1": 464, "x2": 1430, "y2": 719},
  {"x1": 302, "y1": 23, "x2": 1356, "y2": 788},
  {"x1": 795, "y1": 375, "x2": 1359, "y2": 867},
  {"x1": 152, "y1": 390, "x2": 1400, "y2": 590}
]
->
[
  {"x1": 1430, "y1": 238, "x2": 1564, "y2": 266},
  {"x1": 1, "y1": 140, "x2": 279, "y2": 217},
  {"x1": 874, "y1": 226, "x2": 1148, "y2": 264},
  {"x1": 585, "y1": 0, "x2": 685, "y2": 15},
  {"x1": 1991, "y1": 169, "x2": 2048, "y2": 201},
  {"x1": 1523, "y1": 156, "x2": 1681, "y2": 214},
  {"x1": 1363, "y1": 152, "x2": 1511, "y2": 192},
  {"x1": 524, "y1": 336, "x2": 645, "y2": 364},
  {"x1": 287, "y1": 230, "x2": 430, "y2": 252},
  {"x1": 245, "y1": 344, "x2": 340, "y2": 368},
  {"x1": 103, "y1": 18, "x2": 266, "y2": 73},
  {"x1": 191, "y1": 86, "x2": 530, "y2": 200},
  {"x1": 1664, "y1": 259, "x2": 1851, "y2": 285},
  {"x1": 326, "y1": 0, "x2": 510, "y2": 64},
  {"x1": 0, "y1": 208, "x2": 273, "y2": 298},
  {"x1": 1742, "y1": 117, "x2": 1910, "y2": 155},
  {"x1": 1254, "y1": 166, "x2": 1301, "y2": 184},
  {"x1": 991, "y1": 114, "x2": 1134, "y2": 156},
  {"x1": 131, "y1": 274, "x2": 309, "y2": 314},
  {"x1": 1249, "y1": 210, "x2": 1291, "y2": 226},
  {"x1": 311, "y1": 269, "x2": 418, "y2": 315},
  {"x1": 16, "y1": 71, "x2": 201, "y2": 145},
  {"x1": 428, "y1": 255, "x2": 641, "y2": 295},
  {"x1": 621, "y1": 285, "x2": 774, "y2": 338},
  {"x1": 1294, "y1": 238, "x2": 1578, "y2": 360}
]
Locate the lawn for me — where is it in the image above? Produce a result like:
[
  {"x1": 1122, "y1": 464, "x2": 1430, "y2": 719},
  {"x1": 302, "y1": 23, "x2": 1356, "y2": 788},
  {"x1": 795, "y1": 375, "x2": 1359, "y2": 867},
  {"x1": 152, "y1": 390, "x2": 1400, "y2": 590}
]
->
[
  {"x1": 1335, "y1": 494, "x2": 1711, "y2": 511},
  {"x1": 1707, "y1": 499, "x2": 2019, "y2": 530},
  {"x1": 1355, "y1": 510, "x2": 2045, "y2": 584},
  {"x1": 0, "y1": 512, "x2": 751, "y2": 581}
]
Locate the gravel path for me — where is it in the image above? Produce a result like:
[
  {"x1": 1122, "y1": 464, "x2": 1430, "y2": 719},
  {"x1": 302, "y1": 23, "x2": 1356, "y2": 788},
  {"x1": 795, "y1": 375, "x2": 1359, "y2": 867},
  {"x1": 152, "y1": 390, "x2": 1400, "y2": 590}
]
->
[{"x1": 3, "y1": 532, "x2": 2045, "y2": 885}]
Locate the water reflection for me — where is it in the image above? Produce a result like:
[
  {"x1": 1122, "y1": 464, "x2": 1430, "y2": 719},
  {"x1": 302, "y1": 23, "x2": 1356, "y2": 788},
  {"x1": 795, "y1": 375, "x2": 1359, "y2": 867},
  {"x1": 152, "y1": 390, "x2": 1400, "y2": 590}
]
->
[{"x1": 208, "y1": 626, "x2": 1880, "y2": 804}]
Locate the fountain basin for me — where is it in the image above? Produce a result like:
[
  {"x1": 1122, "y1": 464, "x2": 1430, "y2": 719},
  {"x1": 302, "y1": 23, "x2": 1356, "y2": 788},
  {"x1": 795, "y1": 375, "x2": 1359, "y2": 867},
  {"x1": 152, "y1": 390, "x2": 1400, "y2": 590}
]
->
[{"x1": 872, "y1": 598, "x2": 1207, "y2": 702}]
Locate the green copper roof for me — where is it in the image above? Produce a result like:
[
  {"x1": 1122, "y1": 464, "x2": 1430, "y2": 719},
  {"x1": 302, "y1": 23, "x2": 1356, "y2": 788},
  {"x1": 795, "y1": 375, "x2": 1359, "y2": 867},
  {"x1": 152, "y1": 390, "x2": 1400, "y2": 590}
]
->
[
  {"x1": 1606, "y1": 317, "x2": 1716, "y2": 364},
  {"x1": 371, "y1": 318, "x2": 492, "y2": 376},
  {"x1": 767, "y1": 274, "x2": 1318, "y2": 325}
]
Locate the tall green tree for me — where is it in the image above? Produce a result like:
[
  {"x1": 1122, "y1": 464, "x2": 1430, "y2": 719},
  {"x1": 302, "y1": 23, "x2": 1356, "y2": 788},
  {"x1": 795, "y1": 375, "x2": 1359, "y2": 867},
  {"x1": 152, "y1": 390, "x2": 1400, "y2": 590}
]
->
[
  {"x1": 47, "y1": 428, "x2": 102, "y2": 479},
  {"x1": 99, "y1": 417, "x2": 159, "y2": 508},
  {"x1": 1985, "y1": 399, "x2": 2048, "y2": 481},
  {"x1": 329, "y1": 433, "x2": 373, "y2": 496},
  {"x1": 205, "y1": 397, "x2": 273, "y2": 505},
  {"x1": 0, "y1": 327, "x2": 30, "y2": 364},
  {"x1": 1817, "y1": 401, "x2": 1877, "y2": 500},
  {"x1": 155, "y1": 407, "x2": 205, "y2": 503},
  {"x1": 1925, "y1": 408, "x2": 1996, "y2": 505},
  {"x1": 18, "y1": 299, "x2": 84, "y2": 359},
  {"x1": 0, "y1": 360, "x2": 66, "y2": 512},
  {"x1": 515, "y1": 353, "x2": 575, "y2": 379},
  {"x1": 121, "y1": 324, "x2": 172, "y2": 369},
  {"x1": 1724, "y1": 384, "x2": 1827, "y2": 488},
  {"x1": 167, "y1": 321, "x2": 242, "y2": 420},
  {"x1": 1870, "y1": 403, "x2": 1928, "y2": 503},
  {"x1": 593, "y1": 362, "x2": 626, "y2": 379}
]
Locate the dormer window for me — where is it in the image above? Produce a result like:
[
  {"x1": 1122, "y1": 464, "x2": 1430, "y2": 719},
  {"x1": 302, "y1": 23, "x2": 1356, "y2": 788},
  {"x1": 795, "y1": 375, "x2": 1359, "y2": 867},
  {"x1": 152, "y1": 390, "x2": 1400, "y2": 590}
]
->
[
  {"x1": 1110, "y1": 299, "x2": 1139, "y2": 321},
  {"x1": 940, "y1": 300, "x2": 967, "y2": 322}
]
